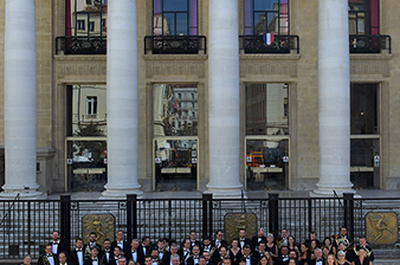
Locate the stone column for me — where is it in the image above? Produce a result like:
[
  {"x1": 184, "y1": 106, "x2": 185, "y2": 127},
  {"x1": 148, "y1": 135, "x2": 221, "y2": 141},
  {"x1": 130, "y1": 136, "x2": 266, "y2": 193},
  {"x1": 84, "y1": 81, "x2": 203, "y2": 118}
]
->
[
  {"x1": 206, "y1": 0, "x2": 243, "y2": 197},
  {"x1": 1, "y1": 0, "x2": 42, "y2": 198},
  {"x1": 312, "y1": 0, "x2": 355, "y2": 196},
  {"x1": 102, "y1": 0, "x2": 143, "y2": 197}
]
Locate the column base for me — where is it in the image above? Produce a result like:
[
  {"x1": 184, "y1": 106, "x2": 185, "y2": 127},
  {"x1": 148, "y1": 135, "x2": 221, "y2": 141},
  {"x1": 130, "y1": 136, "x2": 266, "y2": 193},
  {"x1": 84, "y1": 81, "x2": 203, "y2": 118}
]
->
[
  {"x1": 101, "y1": 185, "x2": 143, "y2": 199},
  {"x1": 0, "y1": 188, "x2": 46, "y2": 199},
  {"x1": 204, "y1": 185, "x2": 245, "y2": 199},
  {"x1": 310, "y1": 187, "x2": 356, "y2": 197}
]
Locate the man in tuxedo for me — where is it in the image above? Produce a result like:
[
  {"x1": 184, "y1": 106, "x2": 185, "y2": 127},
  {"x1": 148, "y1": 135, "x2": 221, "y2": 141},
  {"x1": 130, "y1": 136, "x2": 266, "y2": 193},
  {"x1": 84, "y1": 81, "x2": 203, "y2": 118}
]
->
[
  {"x1": 125, "y1": 239, "x2": 141, "y2": 264},
  {"x1": 37, "y1": 243, "x2": 58, "y2": 265},
  {"x1": 99, "y1": 238, "x2": 113, "y2": 265},
  {"x1": 117, "y1": 257, "x2": 128, "y2": 265},
  {"x1": 112, "y1": 230, "x2": 130, "y2": 253},
  {"x1": 211, "y1": 231, "x2": 227, "y2": 255},
  {"x1": 50, "y1": 230, "x2": 67, "y2": 256},
  {"x1": 83, "y1": 232, "x2": 98, "y2": 261},
  {"x1": 189, "y1": 231, "x2": 201, "y2": 250},
  {"x1": 58, "y1": 251, "x2": 72, "y2": 265},
  {"x1": 274, "y1": 246, "x2": 290, "y2": 265},
  {"x1": 162, "y1": 244, "x2": 178, "y2": 265},
  {"x1": 178, "y1": 238, "x2": 192, "y2": 264},
  {"x1": 111, "y1": 246, "x2": 123, "y2": 265},
  {"x1": 309, "y1": 248, "x2": 324, "y2": 265},
  {"x1": 83, "y1": 246, "x2": 100, "y2": 265},
  {"x1": 238, "y1": 229, "x2": 253, "y2": 251},
  {"x1": 276, "y1": 229, "x2": 289, "y2": 249},
  {"x1": 138, "y1": 236, "x2": 151, "y2": 264},
  {"x1": 69, "y1": 238, "x2": 84, "y2": 265},
  {"x1": 201, "y1": 237, "x2": 212, "y2": 254},
  {"x1": 241, "y1": 245, "x2": 255, "y2": 265},
  {"x1": 186, "y1": 245, "x2": 201, "y2": 265},
  {"x1": 251, "y1": 229, "x2": 266, "y2": 250}
]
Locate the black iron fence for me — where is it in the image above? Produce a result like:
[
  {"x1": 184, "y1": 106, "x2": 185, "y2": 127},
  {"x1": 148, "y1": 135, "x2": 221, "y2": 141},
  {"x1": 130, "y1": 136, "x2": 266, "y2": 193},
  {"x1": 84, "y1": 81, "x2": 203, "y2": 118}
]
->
[
  {"x1": 1, "y1": 193, "x2": 400, "y2": 260},
  {"x1": 55, "y1": 36, "x2": 107, "y2": 55},
  {"x1": 239, "y1": 35, "x2": 300, "y2": 54},
  {"x1": 349, "y1": 35, "x2": 391, "y2": 54},
  {"x1": 144, "y1": 35, "x2": 207, "y2": 55}
]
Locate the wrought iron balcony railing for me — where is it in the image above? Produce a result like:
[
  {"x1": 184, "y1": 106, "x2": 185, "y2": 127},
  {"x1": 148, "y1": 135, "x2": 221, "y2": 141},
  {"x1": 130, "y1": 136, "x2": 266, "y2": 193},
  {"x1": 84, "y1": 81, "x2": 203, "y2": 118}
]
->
[
  {"x1": 56, "y1": 36, "x2": 107, "y2": 55},
  {"x1": 144, "y1": 35, "x2": 207, "y2": 54},
  {"x1": 349, "y1": 35, "x2": 391, "y2": 54},
  {"x1": 239, "y1": 35, "x2": 300, "y2": 54}
]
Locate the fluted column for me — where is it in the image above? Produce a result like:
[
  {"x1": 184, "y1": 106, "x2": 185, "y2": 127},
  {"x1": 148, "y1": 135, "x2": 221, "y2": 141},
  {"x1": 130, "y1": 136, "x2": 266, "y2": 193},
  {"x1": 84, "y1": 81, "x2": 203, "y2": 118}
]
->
[
  {"x1": 312, "y1": 0, "x2": 355, "y2": 196},
  {"x1": 102, "y1": 0, "x2": 143, "y2": 197},
  {"x1": 205, "y1": 0, "x2": 243, "y2": 197},
  {"x1": 1, "y1": 0, "x2": 42, "y2": 198}
]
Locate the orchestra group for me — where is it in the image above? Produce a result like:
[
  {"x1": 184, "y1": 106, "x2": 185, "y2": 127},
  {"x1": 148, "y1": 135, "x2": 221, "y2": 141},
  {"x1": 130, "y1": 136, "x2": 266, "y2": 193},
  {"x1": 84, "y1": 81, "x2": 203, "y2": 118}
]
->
[{"x1": 22, "y1": 226, "x2": 374, "y2": 265}]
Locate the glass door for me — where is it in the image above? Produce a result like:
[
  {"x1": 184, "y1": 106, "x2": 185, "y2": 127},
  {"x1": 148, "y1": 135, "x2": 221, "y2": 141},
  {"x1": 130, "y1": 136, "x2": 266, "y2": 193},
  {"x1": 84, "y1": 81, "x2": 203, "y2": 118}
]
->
[
  {"x1": 153, "y1": 137, "x2": 199, "y2": 191},
  {"x1": 65, "y1": 137, "x2": 107, "y2": 192},
  {"x1": 245, "y1": 136, "x2": 289, "y2": 190}
]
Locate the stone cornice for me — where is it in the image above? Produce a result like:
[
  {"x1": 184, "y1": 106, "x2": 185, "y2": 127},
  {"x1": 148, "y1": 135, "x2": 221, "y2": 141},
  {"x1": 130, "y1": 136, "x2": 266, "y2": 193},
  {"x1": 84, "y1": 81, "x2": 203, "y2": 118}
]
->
[
  {"x1": 240, "y1": 53, "x2": 301, "y2": 61},
  {"x1": 143, "y1": 54, "x2": 208, "y2": 61}
]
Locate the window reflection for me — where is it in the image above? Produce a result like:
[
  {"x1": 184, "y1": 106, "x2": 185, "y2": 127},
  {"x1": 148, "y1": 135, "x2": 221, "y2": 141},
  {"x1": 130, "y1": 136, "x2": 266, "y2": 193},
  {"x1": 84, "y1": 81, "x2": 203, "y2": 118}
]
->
[
  {"x1": 244, "y1": 0, "x2": 289, "y2": 35},
  {"x1": 153, "y1": 0, "x2": 198, "y2": 36},
  {"x1": 153, "y1": 84, "x2": 198, "y2": 137},
  {"x1": 245, "y1": 83, "x2": 288, "y2": 136},
  {"x1": 348, "y1": 0, "x2": 379, "y2": 35},
  {"x1": 69, "y1": 84, "x2": 107, "y2": 136},
  {"x1": 66, "y1": 0, "x2": 108, "y2": 36}
]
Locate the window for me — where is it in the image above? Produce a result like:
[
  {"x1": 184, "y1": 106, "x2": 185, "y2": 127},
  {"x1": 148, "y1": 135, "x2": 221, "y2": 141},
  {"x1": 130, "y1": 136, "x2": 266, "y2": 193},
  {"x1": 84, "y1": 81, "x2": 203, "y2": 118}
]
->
[
  {"x1": 244, "y1": 0, "x2": 289, "y2": 35},
  {"x1": 89, "y1": 21, "x2": 95, "y2": 32},
  {"x1": 86, "y1": 96, "x2": 98, "y2": 115},
  {"x1": 77, "y1": 20, "x2": 85, "y2": 31},
  {"x1": 348, "y1": 0, "x2": 379, "y2": 35},
  {"x1": 66, "y1": 0, "x2": 107, "y2": 36},
  {"x1": 351, "y1": 83, "x2": 378, "y2": 135},
  {"x1": 153, "y1": 0, "x2": 198, "y2": 36}
]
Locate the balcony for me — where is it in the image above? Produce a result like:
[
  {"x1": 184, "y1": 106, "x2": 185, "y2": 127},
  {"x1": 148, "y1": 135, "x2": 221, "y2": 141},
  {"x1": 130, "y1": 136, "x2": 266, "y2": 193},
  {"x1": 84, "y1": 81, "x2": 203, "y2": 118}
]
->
[
  {"x1": 56, "y1": 36, "x2": 107, "y2": 55},
  {"x1": 239, "y1": 35, "x2": 300, "y2": 54},
  {"x1": 144, "y1": 35, "x2": 207, "y2": 54},
  {"x1": 349, "y1": 35, "x2": 391, "y2": 54}
]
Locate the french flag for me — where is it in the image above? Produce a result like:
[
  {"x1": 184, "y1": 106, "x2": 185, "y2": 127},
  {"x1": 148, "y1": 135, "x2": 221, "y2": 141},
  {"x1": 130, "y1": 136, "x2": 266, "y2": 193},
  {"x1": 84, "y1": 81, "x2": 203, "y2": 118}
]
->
[{"x1": 263, "y1": 33, "x2": 274, "y2": 45}]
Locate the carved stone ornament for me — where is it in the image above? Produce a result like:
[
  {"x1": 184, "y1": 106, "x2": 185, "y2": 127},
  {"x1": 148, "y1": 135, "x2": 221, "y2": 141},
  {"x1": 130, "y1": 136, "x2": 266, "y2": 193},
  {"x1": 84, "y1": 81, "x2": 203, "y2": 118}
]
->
[
  {"x1": 82, "y1": 213, "x2": 116, "y2": 245},
  {"x1": 224, "y1": 213, "x2": 257, "y2": 245},
  {"x1": 365, "y1": 211, "x2": 398, "y2": 245}
]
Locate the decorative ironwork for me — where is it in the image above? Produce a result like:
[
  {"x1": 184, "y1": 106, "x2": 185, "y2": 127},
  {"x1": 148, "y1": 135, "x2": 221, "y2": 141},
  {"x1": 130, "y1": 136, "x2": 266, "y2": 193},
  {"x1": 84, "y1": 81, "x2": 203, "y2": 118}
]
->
[
  {"x1": 239, "y1": 35, "x2": 300, "y2": 54},
  {"x1": 350, "y1": 35, "x2": 391, "y2": 54},
  {"x1": 56, "y1": 36, "x2": 107, "y2": 55},
  {"x1": 366, "y1": 212, "x2": 398, "y2": 245},
  {"x1": 144, "y1": 35, "x2": 207, "y2": 54}
]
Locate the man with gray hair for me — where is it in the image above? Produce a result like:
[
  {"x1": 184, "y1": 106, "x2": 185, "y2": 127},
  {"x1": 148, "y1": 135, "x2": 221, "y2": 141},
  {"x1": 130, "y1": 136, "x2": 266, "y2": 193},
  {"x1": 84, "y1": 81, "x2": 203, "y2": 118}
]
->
[
  {"x1": 310, "y1": 248, "x2": 324, "y2": 265},
  {"x1": 118, "y1": 257, "x2": 127, "y2": 265},
  {"x1": 171, "y1": 254, "x2": 180, "y2": 265}
]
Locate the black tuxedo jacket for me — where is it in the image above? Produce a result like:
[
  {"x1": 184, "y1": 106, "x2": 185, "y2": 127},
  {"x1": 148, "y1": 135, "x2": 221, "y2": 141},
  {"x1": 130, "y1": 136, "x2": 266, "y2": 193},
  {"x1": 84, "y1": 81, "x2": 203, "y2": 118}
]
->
[
  {"x1": 84, "y1": 258, "x2": 101, "y2": 265},
  {"x1": 251, "y1": 236, "x2": 266, "y2": 249},
  {"x1": 138, "y1": 245, "x2": 150, "y2": 264},
  {"x1": 99, "y1": 249, "x2": 114, "y2": 265},
  {"x1": 69, "y1": 249, "x2": 84, "y2": 265},
  {"x1": 238, "y1": 238, "x2": 253, "y2": 250},
  {"x1": 309, "y1": 257, "x2": 325, "y2": 265},
  {"x1": 125, "y1": 248, "x2": 143, "y2": 264},
  {"x1": 178, "y1": 248, "x2": 191, "y2": 261},
  {"x1": 111, "y1": 240, "x2": 130, "y2": 253},
  {"x1": 49, "y1": 239, "x2": 67, "y2": 255},
  {"x1": 37, "y1": 253, "x2": 59, "y2": 265},
  {"x1": 186, "y1": 255, "x2": 201, "y2": 265},
  {"x1": 189, "y1": 240, "x2": 201, "y2": 249}
]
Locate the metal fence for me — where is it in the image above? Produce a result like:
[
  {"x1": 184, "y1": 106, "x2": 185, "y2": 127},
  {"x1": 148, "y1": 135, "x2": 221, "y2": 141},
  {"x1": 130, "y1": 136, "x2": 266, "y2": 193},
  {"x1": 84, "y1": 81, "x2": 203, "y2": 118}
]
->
[{"x1": 0, "y1": 193, "x2": 399, "y2": 260}]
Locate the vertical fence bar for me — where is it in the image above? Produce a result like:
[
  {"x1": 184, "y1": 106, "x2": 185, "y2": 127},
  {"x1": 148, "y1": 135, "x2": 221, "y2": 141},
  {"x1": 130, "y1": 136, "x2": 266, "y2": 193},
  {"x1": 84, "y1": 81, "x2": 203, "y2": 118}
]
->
[
  {"x1": 268, "y1": 194, "x2": 279, "y2": 236},
  {"x1": 127, "y1": 194, "x2": 137, "y2": 242},
  {"x1": 60, "y1": 195, "x2": 71, "y2": 255},
  {"x1": 308, "y1": 198, "x2": 312, "y2": 233},
  {"x1": 202, "y1": 194, "x2": 210, "y2": 238},
  {"x1": 343, "y1": 193, "x2": 354, "y2": 240}
]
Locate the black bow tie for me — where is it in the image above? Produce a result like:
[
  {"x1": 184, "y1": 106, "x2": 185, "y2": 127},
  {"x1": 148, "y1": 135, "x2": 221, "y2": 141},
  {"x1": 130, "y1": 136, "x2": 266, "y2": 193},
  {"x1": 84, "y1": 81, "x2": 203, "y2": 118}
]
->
[
  {"x1": 47, "y1": 255, "x2": 52, "y2": 257},
  {"x1": 77, "y1": 249, "x2": 82, "y2": 252},
  {"x1": 53, "y1": 242, "x2": 58, "y2": 245}
]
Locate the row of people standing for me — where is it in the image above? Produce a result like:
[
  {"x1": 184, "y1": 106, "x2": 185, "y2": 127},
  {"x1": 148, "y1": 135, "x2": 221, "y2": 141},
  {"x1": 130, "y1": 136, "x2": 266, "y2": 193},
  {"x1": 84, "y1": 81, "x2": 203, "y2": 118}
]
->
[{"x1": 28, "y1": 226, "x2": 374, "y2": 265}]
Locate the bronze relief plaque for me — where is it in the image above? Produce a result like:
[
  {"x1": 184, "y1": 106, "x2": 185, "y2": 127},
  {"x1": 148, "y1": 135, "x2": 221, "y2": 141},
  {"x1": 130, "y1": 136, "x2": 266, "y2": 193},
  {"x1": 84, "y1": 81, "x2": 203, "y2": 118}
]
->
[
  {"x1": 365, "y1": 211, "x2": 398, "y2": 245},
  {"x1": 224, "y1": 213, "x2": 257, "y2": 245},
  {"x1": 82, "y1": 213, "x2": 116, "y2": 245}
]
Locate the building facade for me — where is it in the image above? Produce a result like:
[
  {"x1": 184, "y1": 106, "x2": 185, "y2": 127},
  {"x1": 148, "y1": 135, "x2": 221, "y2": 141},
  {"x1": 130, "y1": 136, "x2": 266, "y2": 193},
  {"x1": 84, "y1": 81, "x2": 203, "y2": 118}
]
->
[{"x1": 0, "y1": 0, "x2": 399, "y2": 197}]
